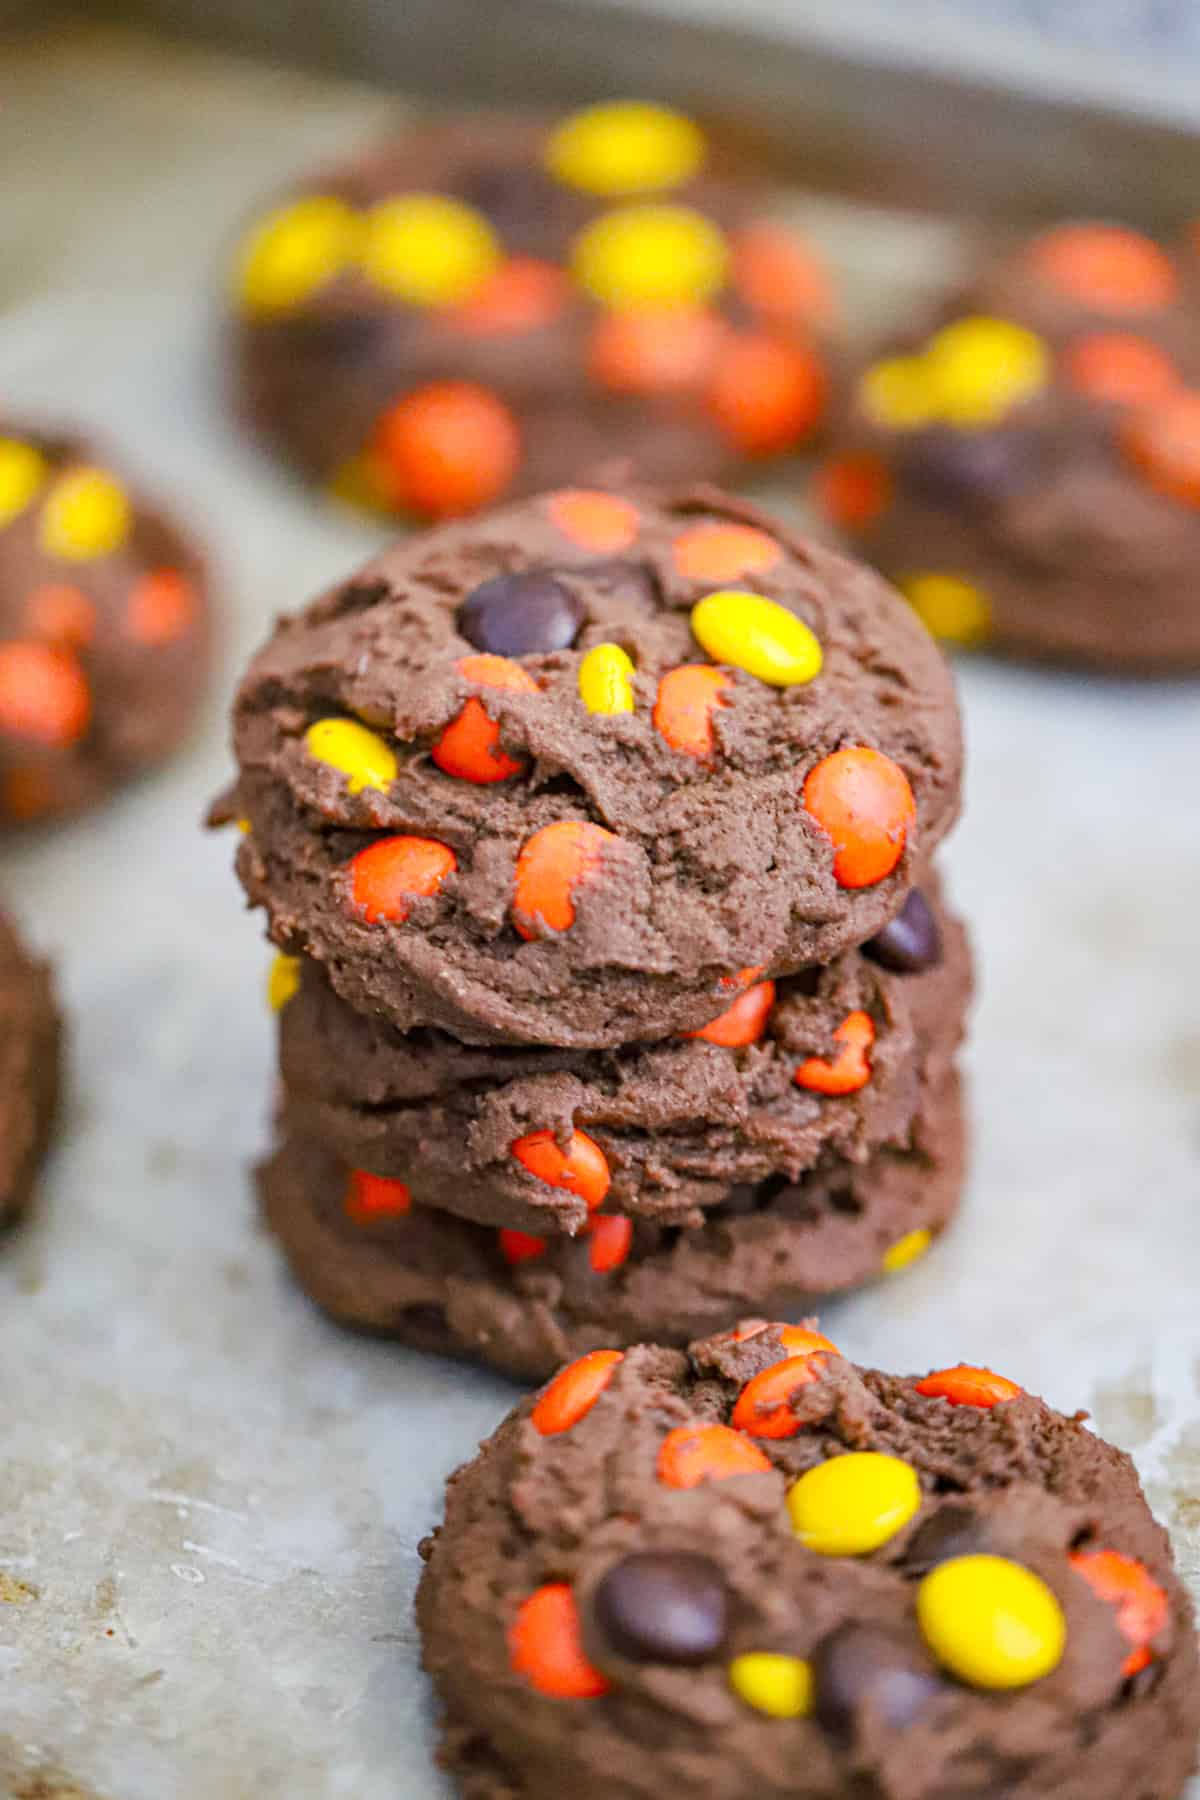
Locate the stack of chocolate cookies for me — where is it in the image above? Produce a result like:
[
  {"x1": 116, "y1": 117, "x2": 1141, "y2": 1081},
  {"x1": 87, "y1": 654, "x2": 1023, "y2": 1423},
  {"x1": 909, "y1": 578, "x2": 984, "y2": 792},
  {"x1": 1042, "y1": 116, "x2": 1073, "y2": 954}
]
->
[{"x1": 220, "y1": 484, "x2": 968, "y2": 1379}]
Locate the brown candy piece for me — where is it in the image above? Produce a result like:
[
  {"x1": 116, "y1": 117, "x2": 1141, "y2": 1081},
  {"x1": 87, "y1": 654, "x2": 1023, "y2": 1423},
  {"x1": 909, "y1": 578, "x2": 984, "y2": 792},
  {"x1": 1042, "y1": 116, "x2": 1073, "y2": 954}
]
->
[
  {"x1": 591, "y1": 1551, "x2": 729, "y2": 1666},
  {"x1": 812, "y1": 1622, "x2": 942, "y2": 1741}
]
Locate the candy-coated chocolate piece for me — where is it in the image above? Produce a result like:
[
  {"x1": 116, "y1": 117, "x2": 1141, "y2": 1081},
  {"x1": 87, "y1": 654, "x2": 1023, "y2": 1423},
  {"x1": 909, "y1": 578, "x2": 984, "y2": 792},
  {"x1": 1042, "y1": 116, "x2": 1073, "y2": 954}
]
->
[
  {"x1": 512, "y1": 820, "x2": 617, "y2": 938},
  {"x1": 512, "y1": 1128, "x2": 611, "y2": 1210},
  {"x1": 859, "y1": 356, "x2": 937, "y2": 431},
  {"x1": 236, "y1": 195, "x2": 360, "y2": 314},
  {"x1": 267, "y1": 952, "x2": 300, "y2": 1012},
  {"x1": 686, "y1": 979, "x2": 775, "y2": 1048},
  {"x1": 593, "y1": 1551, "x2": 728, "y2": 1665},
  {"x1": 881, "y1": 1227, "x2": 932, "y2": 1274},
  {"x1": 787, "y1": 1452, "x2": 921, "y2": 1555},
  {"x1": 917, "y1": 1555, "x2": 1066, "y2": 1689},
  {"x1": 305, "y1": 717, "x2": 398, "y2": 794},
  {"x1": 573, "y1": 203, "x2": 728, "y2": 310},
  {"x1": 587, "y1": 1212, "x2": 632, "y2": 1273},
  {"x1": 656, "y1": 1423, "x2": 772, "y2": 1490},
  {"x1": 728, "y1": 1652, "x2": 813, "y2": 1719},
  {"x1": 814, "y1": 453, "x2": 892, "y2": 530},
  {"x1": 671, "y1": 521, "x2": 781, "y2": 582},
  {"x1": 802, "y1": 746, "x2": 915, "y2": 889},
  {"x1": 732, "y1": 224, "x2": 834, "y2": 326},
  {"x1": 924, "y1": 316, "x2": 1049, "y2": 428},
  {"x1": 343, "y1": 1167, "x2": 412, "y2": 1224},
  {"x1": 125, "y1": 569, "x2": 196, "y2": 645},
  {"x1": 499, "y1": 1227, "x2": 548, "y2": 1265},
  {"x1": 545, "y1": 101, "x2": 705, "y2": 196},
  {"x1": 0, "y1": 642, "x2": 91, "y2": 747},
  {"x1": 27, "y1": 584, "x2": 96, "y2": 647},
  {"x1": 589, "y1": 307, "x2": 726, "y2": 395},
  {"x1": 578, "y1": 642, "x2": 636, "y2": 715},
  {"x1": 731, "y1": 1345, "x2": 834, "y2": 1439},
  {"x1": 370, "y1": 382, "x2": 521, "y2": 519},
  {"x1": 794, "y1": 1009, "x2": 875, "y2": 1096},
  {"x1": 446, "y1": 256, "x2": 570, "y2": 335},
  {"x1": 458, "y1": 570, "x2": 584, "y2": 656},
  {"x1": 359, "y1": 194, "x2": 499, "y2": 306},
  {"x1": 1062, "y1": 333, "x2": 1177, "y2": 407},
  {"x1": 691, "y1": 589, "x2": 822, "y2": 687},
  {"x1": 652, "y1": 664, "x2": 729, "y2": 758},
  {"x1": 531, "y1": 1349, "x2": 623, "y2": 1435},
  {"x1": 916, "y1": 1365, "x2": 1022, "y2": 1408},
  {"x1": 1069, "y1": 1548, "x2": 1168, "y2": 1678},
  {"x1": 863, "y1": 888, "x2": 943, "y2": 974},
  {"x1": 812, "y1": 1622, "x2": 941, "y2": 1739},
  {"x1": 546, "y1": 489, "x2": 640, "y2": 553},
  {"x1": 509, "y1": 1584, "x2": 610, "y2": 1698},
  {"x1": 709, "y1": 335, "x2": 827, "y2": 455},
  {"x1": 902, "y1": 1505, "x2": 988, "y2": 1574},
  {"x1": 39, "y1": 468, "x2": 130, "y2": 561},
  {"x1": 0, "y1": 438, "x2": 48, "y2": 525},
  {"x1": 432, "y1": 654, "x2": 538, "y2": 784},
  {"x1": 348, "y1": 835, "x2": 456, "y2": 924},
  {"x1": 898, "y1": 426, "x2": 1032, "y2": 508},
  {"x1": 1122, "y1": 389, "x2": 1200, "y2": 508},
  {"x1": 900, "y1": 572, "x2": 992, "y2": 646},
  {"x1": 1026, "y1": 223, "x2": 1177, "y2": 313}
]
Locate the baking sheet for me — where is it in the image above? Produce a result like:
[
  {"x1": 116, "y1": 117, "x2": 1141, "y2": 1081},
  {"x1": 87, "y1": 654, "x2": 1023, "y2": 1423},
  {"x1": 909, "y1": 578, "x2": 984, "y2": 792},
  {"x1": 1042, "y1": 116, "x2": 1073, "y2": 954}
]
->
[{"x1": 1, "y1": 27, "x2": 1198, "y2": 1800}]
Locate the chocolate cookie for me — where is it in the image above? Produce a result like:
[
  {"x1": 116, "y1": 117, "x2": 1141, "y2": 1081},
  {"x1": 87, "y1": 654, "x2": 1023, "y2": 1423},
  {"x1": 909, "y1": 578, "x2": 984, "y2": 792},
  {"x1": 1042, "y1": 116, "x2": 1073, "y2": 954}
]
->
[
  {"x1": 273, "y1": 884, "x2": 967, "y2": 1234},
  {"x1": 230, "y1": 106, "x2": 837, "y2": 519},
  {"x1": 223, "y1": 487, "x2": 962, "y2": 1048},
  {"x1": 260, "y1": 1071, "x2": 964, "y2": 1381},
  {"x1": 417, "y1": 1329, "x2": 1200, "y2": 1798},
  {"x1": 0, "y1": 908, "x2": 61, "y2": 1226},
  {"x1": 815, "y1": 222, "x2": 1200, "y2": 671},
  {"x1": 0, "y1": 424, "x2": 211, "y2": 825}
]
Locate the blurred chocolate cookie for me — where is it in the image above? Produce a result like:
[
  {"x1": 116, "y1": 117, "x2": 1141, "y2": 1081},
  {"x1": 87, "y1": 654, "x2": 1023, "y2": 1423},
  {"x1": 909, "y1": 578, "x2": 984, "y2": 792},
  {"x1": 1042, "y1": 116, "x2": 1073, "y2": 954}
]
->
[{"x1": 0, "y1": 907, "x2": 61, "y2": 1226}]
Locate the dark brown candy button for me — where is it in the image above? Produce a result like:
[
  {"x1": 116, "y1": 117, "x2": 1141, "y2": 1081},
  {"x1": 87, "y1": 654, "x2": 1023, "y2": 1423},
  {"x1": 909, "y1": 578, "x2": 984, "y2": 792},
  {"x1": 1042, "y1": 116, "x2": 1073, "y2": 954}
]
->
[
  {"x1": 863, "y1": 889, "x2": 942, "y2": 975},
  {"x1": 813, "y1": 1622, "x2": 941, "y2": 1741},
  {"x1": 591, "y1": 1551, "x2": 729, "y2": 1665},
  {"x1": 901, "y1": 1504, "x2": 987, "y2": 1574},
  {"x1": 899, "y1": 426, "x2": 1033, "y2": 507},
  {"x1": 456, "y1": 570, "x2": 585, "y2": 656}
]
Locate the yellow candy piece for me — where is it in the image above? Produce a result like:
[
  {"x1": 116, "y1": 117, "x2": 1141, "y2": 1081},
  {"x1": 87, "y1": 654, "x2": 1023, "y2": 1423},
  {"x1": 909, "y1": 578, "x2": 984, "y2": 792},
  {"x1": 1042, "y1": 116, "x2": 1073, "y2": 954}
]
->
[
  {"x1": 546, "y1": 101, "x2": 705, "y2": 196},
  {"x1": 691, "y1": 589, "x2": 822, "y2": 687},
  {"x1": 573, "y1": 204, "x2": 728, "y2": 310},
  {"x1": 881, "y1": 1227, "x2": 932, "y2": 1274},
  {"x1": 925, "y1": 316, "x2": 1049, "y2": 427},
  {"x1": 917, "y1": 1555, "x2": 1066, "y2": 1690},
  {"x1": 236, "y1": 195, "x2": 360, "y2": 315},
  {"x1": 39, "y1": 468, "x2": 131, "y2": 561},
  {"x1": 858, "y1": 356, "x2": 936, "y2": 431},
  {"x1": 327, "y1": 452, "x2": 392, "y2": 516},
  {"x1": 901, "y1": 573, "x2": 991, "y2": 647},
  {"x1": 267, "y1": 952, "x2": 301, "y2": 1012},
  {"x1": 578, "y1": 642, "x2": 636, "y2": 715},
  {"x1": 729, "y1": 1652, "x2": 814, "y2": 1719},
  {"x1": 787, "y1": 1452, "x2": 921, "y2": 1555},
  {"x1": 304, "y1": 717, "x2": 398, "y2": 794},
  {"x1": 0, "y1": 438, "x2": 49, "y2": 526},
  {"x1": 360, "y1": 194, "x2": 499, "y2": 307}
]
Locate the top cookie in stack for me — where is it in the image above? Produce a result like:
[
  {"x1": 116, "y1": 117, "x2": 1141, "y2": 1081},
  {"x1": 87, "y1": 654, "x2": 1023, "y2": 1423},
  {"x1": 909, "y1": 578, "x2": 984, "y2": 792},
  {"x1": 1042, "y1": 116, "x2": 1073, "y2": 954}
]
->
[{"x1": 227, "y1": 485, "x2": 962, "y2": 1049}]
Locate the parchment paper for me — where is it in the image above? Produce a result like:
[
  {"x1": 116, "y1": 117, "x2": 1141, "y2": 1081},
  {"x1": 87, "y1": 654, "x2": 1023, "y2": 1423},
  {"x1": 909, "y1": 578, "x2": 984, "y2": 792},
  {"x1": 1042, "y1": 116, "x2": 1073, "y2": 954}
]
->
[{"x1": 1, "y1": 27, "x2": 1197, "y2": 1800}]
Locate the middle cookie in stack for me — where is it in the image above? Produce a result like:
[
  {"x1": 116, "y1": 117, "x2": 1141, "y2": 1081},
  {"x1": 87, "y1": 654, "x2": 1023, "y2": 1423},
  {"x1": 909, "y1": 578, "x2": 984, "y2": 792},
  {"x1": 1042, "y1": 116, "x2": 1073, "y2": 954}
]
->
[{"x1": 223, "y1": 485, "x2": 967, "y2": 1379}]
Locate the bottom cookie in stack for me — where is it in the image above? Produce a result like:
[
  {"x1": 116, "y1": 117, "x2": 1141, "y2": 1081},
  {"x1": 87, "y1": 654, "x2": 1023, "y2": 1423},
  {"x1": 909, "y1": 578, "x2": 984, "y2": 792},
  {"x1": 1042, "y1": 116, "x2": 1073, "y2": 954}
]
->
[
  {"x1": 0, "y1": 907, "x2": 61, "y2": 1228},
  {"x1": 260, "y1": 1073, "x2": 964, "y2": 1382}
]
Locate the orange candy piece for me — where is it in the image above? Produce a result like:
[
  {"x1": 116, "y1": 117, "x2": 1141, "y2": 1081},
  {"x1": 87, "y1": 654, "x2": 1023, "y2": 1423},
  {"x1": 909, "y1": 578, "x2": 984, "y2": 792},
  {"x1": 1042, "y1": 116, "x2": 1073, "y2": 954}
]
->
[
  {"x1": 687, "y1": 979, "x2": 776, "y2": 1048},
  {"x1": 657, "y1": 1422, "x2": 772, "y2": 1490},
  {"x1": 512, "y1": 1128, "x2": 611, "y2": 1211},
  {"x1": 443, "y1": 257, "x2": 569, "y2": 335},
  {"x1": 531, "y1": 1348, "x2": 624, "y2": 1436},
  {"x1": 671, "y1": 521, "x2": 781, "y2": 583},
  {"x1": 1027, "y1": 224, "x2": 1177, "y2": 314},
  {"x1": 794, "y1": 1009, "x2": 875, "y2": 1096},
  {"x1": 349, "y1": 835, "x2": 457, "y2": 924},
  {"x1": 915, "y1": 1365, "x2": 1023, "y2": 1408},
  {"x1": 732, "y1": 225, "x2": 835, "y2": 327},
  {"x1": 547, "y1": 489, "x2": 640, "y2": 553},
  {"x1": 652, "y1": 664, "x2": 729, "y2": 759},
  {"x1": 802, "y1": 746, "x2": 916, "y2": 888},
  {"x1": 1062, "y1": 333, "x2": 1177, "y2": 408},
  {"x1": 814, "y1": 454, "x2": 894, "y2": 531},
  {"x1": 26, "y1": 583, "x2": 96, "y2": 647},
  {"x1": 509, "y1": 1583, "x2": 610, "y2": 1698},
  {"x1": 343, "y1": 1169, "x2": 412, "y2": 1225},
  {"x1": 588, "y1": 1213, "x2": 633, "y2": 1273},
  {"x1": 1070, "y1": 1549, "x2": 1168, "y2": 1678},
  {"x1": 731, "y1": 1342, "x2": 835, "y2": 1438},
  {"x1": 1122, "y1": 389, "x2": 1200, "y2": 508},
  {"x1": 512, "y1": 819, "x2": 616, "y2": 938},
  {"x1": 432, "y1": 654, "x2": 538, "y2": 784},
  {"x1": 588, "y1": 307, "x2": 727, "y2": 395},
  {"x1": 719, "y1": 963, "x2": 765, "y2": 994},
  {"x1": 371, "y1": 381, "x2": 521, "y2": 519},
  {"x1": 0, "y1": 642, "x2": 91, "y2": 747},
  {"x1": 709, "y1": 335, "x2": 827, "y2": 456},
  {"x1": 499, "y1": 1227, "x2": 548, "y2": 1265},
  {"x1": 126, "y1": 568, "x2": 196, "y2": 645}
]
